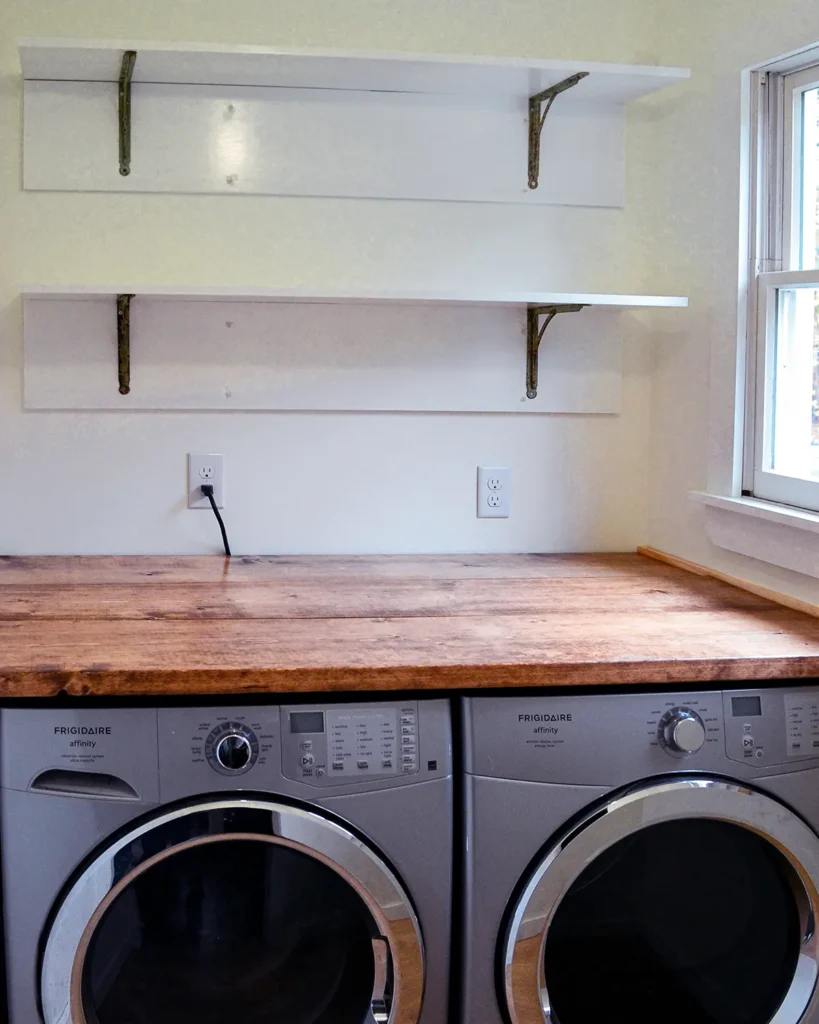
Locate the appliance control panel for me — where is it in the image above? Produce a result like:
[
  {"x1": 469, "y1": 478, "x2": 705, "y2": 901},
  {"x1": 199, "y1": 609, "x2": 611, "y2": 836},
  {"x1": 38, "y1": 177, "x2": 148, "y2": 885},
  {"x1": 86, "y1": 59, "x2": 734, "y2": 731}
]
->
[
  {"x1": 723, "y1": 688, "x2": 819, "y2": 767},
  {"x1": 466, "y1": 685, "x2": 819, "y2": 784},
  {"x1": 281, "y1": 701, "x2": 419, "y2": 786}
]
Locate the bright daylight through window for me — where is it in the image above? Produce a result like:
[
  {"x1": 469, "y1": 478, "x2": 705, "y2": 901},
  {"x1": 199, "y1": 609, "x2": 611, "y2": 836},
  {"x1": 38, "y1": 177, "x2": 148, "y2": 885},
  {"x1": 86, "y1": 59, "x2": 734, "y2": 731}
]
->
[{"x1": 751, "y1": 66, "x2": 819, "y2": 511}]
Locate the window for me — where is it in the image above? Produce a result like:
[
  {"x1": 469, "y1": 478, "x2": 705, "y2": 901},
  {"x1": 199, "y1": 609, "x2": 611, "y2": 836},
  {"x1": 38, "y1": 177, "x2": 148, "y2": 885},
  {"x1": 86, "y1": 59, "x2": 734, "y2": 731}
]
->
[{"x1": 750, "y1": 59, "x2": 819, "y2": 511}]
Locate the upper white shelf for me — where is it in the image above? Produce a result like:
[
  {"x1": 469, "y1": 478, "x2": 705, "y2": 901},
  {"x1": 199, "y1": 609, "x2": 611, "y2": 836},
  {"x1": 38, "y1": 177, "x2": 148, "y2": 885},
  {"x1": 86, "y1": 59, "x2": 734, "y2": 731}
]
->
[
  {"x1": 19, "y1": 38, "x2": 690, "y2": 102},
  {"x1": 23, "y1": 285, "x2": 688, "y2": 310},
  {"x1": 20, "y1": 40, "x2": 689, "y2": 205}
]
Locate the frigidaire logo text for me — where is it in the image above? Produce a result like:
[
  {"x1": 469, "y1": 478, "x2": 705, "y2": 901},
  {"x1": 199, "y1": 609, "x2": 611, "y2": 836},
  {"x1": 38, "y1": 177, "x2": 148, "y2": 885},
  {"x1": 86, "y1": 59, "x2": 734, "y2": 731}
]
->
[
  {"x1": 54, "y1": 727, "x2": 112, "y2": 735},
  {"x1": 518, "y1": 714, "x2": 572, "y2": 722}
]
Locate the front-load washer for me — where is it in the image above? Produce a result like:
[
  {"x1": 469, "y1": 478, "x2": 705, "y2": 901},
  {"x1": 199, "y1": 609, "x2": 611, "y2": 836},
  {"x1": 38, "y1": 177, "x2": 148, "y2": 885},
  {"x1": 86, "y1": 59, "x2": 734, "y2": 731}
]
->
[
  {"x1": 1, "y1": 698, "x2": 452, "y2": 1024},
  {"x1": 462, "y1": 685, "x2": 819, "y2": 1024}
]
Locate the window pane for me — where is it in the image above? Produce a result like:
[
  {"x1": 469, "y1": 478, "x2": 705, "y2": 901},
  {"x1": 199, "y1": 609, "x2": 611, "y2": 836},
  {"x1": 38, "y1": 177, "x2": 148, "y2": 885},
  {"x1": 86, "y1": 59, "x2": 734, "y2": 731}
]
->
[
  {"x1": 770, "y1": 288, "x2": 819, "y2": 482},
  {"x1": 799, "y1": 87, "x2": 819, "y2": 271}
]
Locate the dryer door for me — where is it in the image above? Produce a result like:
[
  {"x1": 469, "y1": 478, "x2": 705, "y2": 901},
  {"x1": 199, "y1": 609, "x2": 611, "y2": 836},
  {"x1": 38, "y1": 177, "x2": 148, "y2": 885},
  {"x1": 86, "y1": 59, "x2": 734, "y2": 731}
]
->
[
  {"x1": 41, "y1": 798, "x2": 424, "y2": 1024},
  {"x1": 503, "y1": 777, "x2": 819, "y2": 1024}
]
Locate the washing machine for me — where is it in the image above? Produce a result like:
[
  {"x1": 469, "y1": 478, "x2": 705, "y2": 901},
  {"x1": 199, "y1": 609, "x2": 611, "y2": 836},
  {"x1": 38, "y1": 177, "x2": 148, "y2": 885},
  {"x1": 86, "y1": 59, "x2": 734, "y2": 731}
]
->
[
  {"x1": 1, "y1": 698, "x2": 452, "y2": 1024},
  {"x1": 462, "y1": 685, "x2": 819, "y2": 1024}
]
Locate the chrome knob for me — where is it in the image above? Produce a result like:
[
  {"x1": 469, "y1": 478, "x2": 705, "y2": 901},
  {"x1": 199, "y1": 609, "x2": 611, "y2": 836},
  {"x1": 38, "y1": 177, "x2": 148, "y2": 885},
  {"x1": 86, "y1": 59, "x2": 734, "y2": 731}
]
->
[
  {"x1": 215, "y1": 732, "x2": 252, "y2": 772},
  {"x1": 664, "y1": 712, "x2": 706, "y2": 754}
]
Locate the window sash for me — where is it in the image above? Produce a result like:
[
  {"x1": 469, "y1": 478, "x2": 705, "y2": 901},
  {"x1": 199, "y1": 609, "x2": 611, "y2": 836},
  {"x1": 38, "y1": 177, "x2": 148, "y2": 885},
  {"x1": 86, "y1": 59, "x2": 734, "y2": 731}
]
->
[
  {"x1": 783, "y1": 65, "x2": 819, "y2": 271},
  {"x1": 747, "y1": 61, "x2": 819, "y2": 513},
  {"x1": 753, "y1": 270, "x2": 819, "y2": 511}
]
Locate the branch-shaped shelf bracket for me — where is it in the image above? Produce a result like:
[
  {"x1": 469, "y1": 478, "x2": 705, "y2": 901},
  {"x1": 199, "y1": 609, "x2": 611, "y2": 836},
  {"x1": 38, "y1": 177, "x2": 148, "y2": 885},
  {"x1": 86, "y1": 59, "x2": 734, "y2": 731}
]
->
[
  {"x1": 116, "y1": 293, "x2": 134, "y2": 395},
  {"x1": 118, "y1": 50, "x2": 137, "y2": 176},
  {"x1": 528, "y1": 72, "x2": 589, "y2": 189},
  {"x1": 526, "y1": 303, "x2": 587, "y2": 399}
]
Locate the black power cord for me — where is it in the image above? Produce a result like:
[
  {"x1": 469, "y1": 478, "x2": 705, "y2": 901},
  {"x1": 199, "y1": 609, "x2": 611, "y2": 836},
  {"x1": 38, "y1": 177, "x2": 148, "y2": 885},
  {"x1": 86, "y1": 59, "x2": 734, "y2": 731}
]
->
[{"x1": 200, "y1": 483, "x2": 231, "y2": 557}]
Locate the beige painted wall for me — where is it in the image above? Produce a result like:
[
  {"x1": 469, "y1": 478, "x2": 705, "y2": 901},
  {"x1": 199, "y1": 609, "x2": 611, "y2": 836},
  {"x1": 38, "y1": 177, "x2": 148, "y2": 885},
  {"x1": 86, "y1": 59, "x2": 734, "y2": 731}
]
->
[
  {"x1": 0, "y1": 0, "x2": 666, "y2": 555},
  {"x1": 643, "y1": 1, "x2": 819, "y2": 603}
]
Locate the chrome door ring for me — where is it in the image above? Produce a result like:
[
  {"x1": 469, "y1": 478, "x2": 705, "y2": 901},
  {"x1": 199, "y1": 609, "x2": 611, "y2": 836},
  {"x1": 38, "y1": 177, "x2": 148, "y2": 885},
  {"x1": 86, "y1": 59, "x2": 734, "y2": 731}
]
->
[
  {"x1": 504, "y1": 777, "x2": 819, "y2": 1024},
  {"x1": 41, "y1": 797, "x2": 425, "y2": 1024}
]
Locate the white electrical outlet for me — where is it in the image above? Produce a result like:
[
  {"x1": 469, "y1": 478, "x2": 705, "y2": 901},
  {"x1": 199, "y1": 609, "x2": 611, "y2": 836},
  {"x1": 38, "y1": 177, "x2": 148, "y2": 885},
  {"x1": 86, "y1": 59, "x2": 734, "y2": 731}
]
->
[
  {"x1": 188, "y1": 453, "x2": 225, "y2": 509},
  {"x1": 477, "y1": 466, "x2": 510, "y2": 518}
]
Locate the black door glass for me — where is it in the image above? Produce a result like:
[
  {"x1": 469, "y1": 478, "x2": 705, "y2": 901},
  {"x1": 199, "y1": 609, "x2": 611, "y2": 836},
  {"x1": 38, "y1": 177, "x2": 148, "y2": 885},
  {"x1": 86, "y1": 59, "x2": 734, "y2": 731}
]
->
[
  {"x1": 82, "y1": 839, "x2": 376, "y2": 1024},
  {"x1": 543, "y1": 819, "x2": 801, "y2": 1024}
]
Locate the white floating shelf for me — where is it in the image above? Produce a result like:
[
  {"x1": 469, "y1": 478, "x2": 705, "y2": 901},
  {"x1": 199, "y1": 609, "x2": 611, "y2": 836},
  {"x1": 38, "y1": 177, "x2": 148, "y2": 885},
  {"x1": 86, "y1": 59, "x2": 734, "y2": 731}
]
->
[
  {"x1": 23, "y1": 287, "x2": 688, "y2": 415},
  {"x1": 23, "y1": 285, "x2": 688, "y2": 309},
  {"x1": 19, "y1": 39, "x2": 689, "y2": 102},
  {"x1": 20, "y1": 39, "x2": 689, "y2": 206}
]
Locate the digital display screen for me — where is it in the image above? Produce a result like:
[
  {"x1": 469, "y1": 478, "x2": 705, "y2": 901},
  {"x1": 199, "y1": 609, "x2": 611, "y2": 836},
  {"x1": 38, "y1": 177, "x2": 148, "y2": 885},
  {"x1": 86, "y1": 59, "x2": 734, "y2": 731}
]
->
[
  {"x1": 732, "y1": 696, "x2": 762, "y2": 718},
  {"x1": 289, "y1": 711, "x2": 325, "y2": 734}
]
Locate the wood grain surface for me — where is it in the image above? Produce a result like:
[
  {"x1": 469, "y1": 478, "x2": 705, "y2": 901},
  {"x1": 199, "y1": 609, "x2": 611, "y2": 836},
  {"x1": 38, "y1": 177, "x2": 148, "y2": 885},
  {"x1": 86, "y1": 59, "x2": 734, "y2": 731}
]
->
[{"x1": 1, "y1": 553, "x2": 818, "y2": 698}]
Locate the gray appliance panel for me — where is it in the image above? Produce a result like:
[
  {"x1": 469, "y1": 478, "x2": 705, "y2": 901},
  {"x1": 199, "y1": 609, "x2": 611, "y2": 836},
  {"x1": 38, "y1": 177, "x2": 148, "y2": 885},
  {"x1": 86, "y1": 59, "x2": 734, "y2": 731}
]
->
[
  {"x1": 1, "y1": 788, "x2": 155, "y2": 1024},
  {"x1": 158, "y1": 699, "x2": 450, "y2": 802},
  {"x1": 464, "y1": 686, "x2": 819, "y2": 784},
  {"x1": 0, "y1": 708, "x2": 160, "y2": 801}
]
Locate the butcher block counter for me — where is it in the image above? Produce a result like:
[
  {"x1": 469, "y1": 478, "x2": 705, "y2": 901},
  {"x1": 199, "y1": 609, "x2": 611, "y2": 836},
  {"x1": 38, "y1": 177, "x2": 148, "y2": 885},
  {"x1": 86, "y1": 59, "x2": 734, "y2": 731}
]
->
[{"x1": 0, "y1": 550, "x2": 818, "y2": 698}]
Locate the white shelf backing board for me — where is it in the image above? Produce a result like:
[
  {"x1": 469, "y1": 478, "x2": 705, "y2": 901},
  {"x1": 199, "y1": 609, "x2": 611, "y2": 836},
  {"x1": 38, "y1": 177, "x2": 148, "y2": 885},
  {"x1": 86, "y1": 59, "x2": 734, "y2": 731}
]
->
[
  {"x1": 20, "y1": 40, "x2": 689, "y2": 206},
  {"x1": 23, "y1": 83, "x2": 623, "y2": 206},
  {"x1": 23, "y1": 290, "x2": 687, "y2": 414}
]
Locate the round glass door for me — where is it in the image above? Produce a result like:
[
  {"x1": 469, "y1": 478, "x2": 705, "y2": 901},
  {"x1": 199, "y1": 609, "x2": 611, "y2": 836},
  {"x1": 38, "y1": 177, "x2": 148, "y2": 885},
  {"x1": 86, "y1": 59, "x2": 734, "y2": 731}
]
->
[
  {"x1": 41, "y1": 799, "x2": 424, "y2": 1024},
  {"x1": 503, "y1": 778, "x2": 819, "y2": 1024}
]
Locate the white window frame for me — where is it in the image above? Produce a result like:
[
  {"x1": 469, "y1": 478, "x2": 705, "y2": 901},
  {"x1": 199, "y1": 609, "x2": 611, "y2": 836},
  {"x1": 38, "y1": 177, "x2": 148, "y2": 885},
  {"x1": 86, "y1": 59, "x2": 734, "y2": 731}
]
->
[{"x1": 746, "y1": 58, "x2": 819, "y2": 512}]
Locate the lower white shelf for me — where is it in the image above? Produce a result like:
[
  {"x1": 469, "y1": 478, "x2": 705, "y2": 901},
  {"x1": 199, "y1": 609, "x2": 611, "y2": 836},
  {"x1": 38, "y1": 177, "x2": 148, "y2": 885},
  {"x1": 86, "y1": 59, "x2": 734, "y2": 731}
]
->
[{"x1": 22, "y1": 288, "x2": 687, "y2": 414}]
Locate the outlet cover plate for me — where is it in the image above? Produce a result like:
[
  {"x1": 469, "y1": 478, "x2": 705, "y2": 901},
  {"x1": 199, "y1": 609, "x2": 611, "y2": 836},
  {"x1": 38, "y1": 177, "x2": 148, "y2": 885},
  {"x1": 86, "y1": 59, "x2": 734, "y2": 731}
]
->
[
  {"x1": 188, "y1": 452, "x2": 224, "y2": 509},
  {"x1": 477, "y1": 465, "x2": 510, "y2": 518}
]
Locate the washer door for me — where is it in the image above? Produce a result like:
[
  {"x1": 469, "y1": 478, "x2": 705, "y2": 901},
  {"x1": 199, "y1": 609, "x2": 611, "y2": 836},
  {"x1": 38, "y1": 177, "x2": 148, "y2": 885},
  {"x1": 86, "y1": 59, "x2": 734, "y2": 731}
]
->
[
  {"x1": 42, "y1": 798, "x2": 424, "y2": 1024},
  {"x1": 503, "y1": 777, "x2": 819, "y2": 1024}
]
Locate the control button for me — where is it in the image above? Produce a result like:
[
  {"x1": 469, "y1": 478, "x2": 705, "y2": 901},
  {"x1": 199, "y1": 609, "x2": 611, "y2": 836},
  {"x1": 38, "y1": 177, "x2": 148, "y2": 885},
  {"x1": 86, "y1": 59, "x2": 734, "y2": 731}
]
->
[
  {"x1": 401, "y1": 764, "x2": 415, "y2": 773},
  {"x1": 742, "y1": 736, "x2": 754, "y2": 750},
  {"x1": 300, "y1": 740, "x2": 313, "y2": 751},
  {"x1": 402, "y1": 754, "x2": 415, "y2": 764},
  {"x1": 742, "y1": 724, "x2": 752, "y2": 734},
  {"x1": 658, "y1": 708, "x2": 706, "y2": 756},
  {"x1": 315, "y1": 768, "x2": 326, "y2": 778},
  {"x1": 357, "y1": 760, "x2": 369, "y2": 770},
  {"x1": 402, "y1": 742, "x2": 416, "y2": 751},
  {"x1": 215, "y1": 733, "x2": 253, "y2": 772},
  {"x1": 332, "y1": 761, "x2": 344, "y2": 771},
  {"x1": 206, "y1": 722, "x2": 259, "y2": 776},
  {"x1": 301, "y1": 753, "x2": 315, "y2": 767},
  {"x1": 382, "y1": 759, "x2": 393, "y2": 769},
  {"x1": 402, "y1": 726, "x2": 416, "y2": 735},
  {"x1": 401, "y1": 715, "x2": 416, "y2": 725},
  {"x1": 755, "y1": 749, "x2": 764, "y2": 759}
]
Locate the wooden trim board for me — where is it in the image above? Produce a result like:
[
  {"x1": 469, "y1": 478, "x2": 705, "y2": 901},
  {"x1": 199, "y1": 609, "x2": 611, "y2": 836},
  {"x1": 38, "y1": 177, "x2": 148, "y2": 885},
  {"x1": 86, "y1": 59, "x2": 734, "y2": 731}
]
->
[{"x1": 637, "y1": 547, "x2": 819, "y2": 619}]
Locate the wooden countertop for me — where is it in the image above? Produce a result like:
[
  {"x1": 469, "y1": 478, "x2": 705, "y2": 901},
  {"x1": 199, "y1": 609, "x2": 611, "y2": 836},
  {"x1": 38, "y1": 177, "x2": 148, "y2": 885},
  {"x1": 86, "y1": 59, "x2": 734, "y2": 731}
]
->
[{"x1": 0, "y1": 552, "x2": 818, "y2": 698}]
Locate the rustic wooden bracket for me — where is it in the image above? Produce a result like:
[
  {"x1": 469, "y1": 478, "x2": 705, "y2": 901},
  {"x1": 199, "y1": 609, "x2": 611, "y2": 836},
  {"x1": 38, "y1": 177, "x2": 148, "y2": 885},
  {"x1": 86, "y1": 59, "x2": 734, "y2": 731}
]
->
[{"x1": 526, "y1": 303, "x2": 586, "y2": 399}]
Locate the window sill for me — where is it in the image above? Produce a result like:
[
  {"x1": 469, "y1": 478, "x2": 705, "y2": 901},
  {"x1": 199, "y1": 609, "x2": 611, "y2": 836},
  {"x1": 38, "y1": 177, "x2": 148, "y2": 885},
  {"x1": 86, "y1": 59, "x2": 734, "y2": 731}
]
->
[{"x1": 689, "y1": 492, "x2": 819, "y2": 579}]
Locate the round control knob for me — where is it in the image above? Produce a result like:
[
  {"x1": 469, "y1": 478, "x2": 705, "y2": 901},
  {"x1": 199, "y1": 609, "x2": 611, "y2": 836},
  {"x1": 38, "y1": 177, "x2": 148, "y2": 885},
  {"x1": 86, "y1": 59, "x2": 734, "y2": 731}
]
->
[
  {"x1": 215, "y1": 732, "x2": 252, "y2": 772},
  {"x1": 205, "y1": 721, "x2": 259, "y2": 775},
  {"x1": 662, "y1": 710, "x2": 706, "y2": 754}
]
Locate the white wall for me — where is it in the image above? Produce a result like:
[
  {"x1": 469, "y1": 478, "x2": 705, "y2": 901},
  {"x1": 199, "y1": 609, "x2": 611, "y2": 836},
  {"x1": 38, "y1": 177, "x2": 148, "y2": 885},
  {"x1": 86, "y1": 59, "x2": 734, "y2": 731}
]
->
[
  {"x1": 642, "y1": 0, "x2": 819, "y2": 604},
  {"x1": 0, "y1": 0, "x2": 667, "y2": 555}
]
